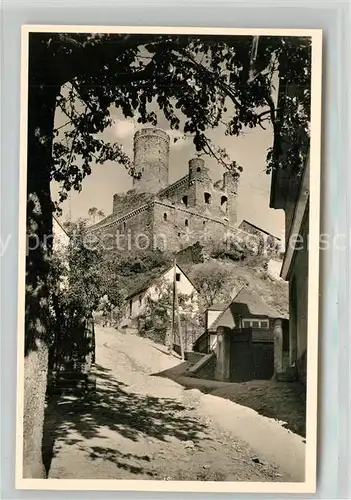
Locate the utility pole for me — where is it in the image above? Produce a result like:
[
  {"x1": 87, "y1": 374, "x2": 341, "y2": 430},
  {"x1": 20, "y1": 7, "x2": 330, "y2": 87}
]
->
[
  {"x1": 175, "y1": 289, "x2": 185, "y2": 361},
  {"x1": 170, "y1": 257, "x2": 185, "y2": 360},
  {"x1": 169, "y1": 257, "x2": 177, "y2": 353}
]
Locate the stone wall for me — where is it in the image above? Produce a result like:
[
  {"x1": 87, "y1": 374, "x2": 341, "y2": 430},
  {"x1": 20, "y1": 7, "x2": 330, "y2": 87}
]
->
[
  {"x1": 158, "y1": 158, "x2": 238, "y2": 226},
  {"x1": 176, "y1": 242, "x2": 204, "y2": 266},
  {"x1": 191, "y1": 352, "x2": 216, "y2": 380},
  {"x1": 90, "y1": 205, "x2": 154, "y2": 253},
  {"x1": 112, "y1": 191, "x2": 155, "y2": 218},
  {"x1": 152, "y1": 201, "x2": 236, "y2": 253}
]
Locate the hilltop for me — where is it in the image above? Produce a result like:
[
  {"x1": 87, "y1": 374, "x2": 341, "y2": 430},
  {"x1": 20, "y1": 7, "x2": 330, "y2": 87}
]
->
[{"x1": 110, "y1": 243, "x2": 288, "y2": 320}]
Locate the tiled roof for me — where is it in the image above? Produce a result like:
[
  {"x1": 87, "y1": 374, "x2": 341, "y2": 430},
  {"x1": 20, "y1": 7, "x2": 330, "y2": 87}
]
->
[
  {"x1": 208, "y1": 286, "x2": 281, "y2": 332},
  {"x1": 207, "y1": 302, "x2": 231, "y2": 312}
]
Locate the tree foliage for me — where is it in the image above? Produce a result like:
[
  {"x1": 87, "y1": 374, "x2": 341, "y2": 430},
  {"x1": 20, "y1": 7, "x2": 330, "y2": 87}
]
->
[
  {"x1": 24, "y1": 32, "x2": 310, "y2": 477},
  {"x1": 28, "y1": 32, "x2": 311, "y2": 209},
  {"x1": 190, "y1": 261, "x2": 246, "y2": 308},
  {"x1": 137, "y1": 279, "x2": 197, "y2": 345}
]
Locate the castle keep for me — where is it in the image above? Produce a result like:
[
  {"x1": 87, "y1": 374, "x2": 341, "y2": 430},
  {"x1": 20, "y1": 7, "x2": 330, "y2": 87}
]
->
[{"x1": 89, "y1": 127, "x2": 241, "y2": 253}]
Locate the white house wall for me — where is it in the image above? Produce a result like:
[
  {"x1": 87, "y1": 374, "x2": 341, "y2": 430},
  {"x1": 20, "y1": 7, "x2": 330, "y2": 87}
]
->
[
  {"x1": 126, "y1": 265, "x2": 198, "y2": 320},
  {"x1": 53, "y1": 218, "x2": 70, "y2": 255},
  {"x1": 207, "y1": 310, "x2": 223, "y2": 329}
]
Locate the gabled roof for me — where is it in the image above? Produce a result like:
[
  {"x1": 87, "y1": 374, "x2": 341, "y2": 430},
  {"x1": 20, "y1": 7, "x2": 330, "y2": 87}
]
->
[
  {"x1": 232, "y1": 287, "x2": 280, "y2": 318},
  {"x1": 125, "y1": 266, "x2": 170, "y2": 300},
  {"x1": 207, "y1": 302, "x2": 231, "y2": 312},
  {"x1": 207, "y1": 286, "x2": 281, "y2": 332},
  {"x1": 53, "y1": 216, "x2": 70, "y2": 238},
  {"x1": 125, "y1": 262, "x2": 198, "y2": 300}
]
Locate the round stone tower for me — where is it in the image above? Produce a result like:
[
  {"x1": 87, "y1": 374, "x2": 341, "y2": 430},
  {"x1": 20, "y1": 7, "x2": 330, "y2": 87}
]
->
[
  {"x1": 133, "y1": 128, "x2": 170, "y2": 194},
  {"x1": 188, "y1": 158, "x2": 211, "y2": 208},
  {"x1": 188, "y1": 158, "x2": 210, "y2": 183}
]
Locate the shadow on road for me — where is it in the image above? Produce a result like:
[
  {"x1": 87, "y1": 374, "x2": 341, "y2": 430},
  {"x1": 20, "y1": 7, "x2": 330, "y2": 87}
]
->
[
  {"x1": 42, "y1": 363, "x2": 208, "y2": 477},
  {"x1": 153, "y1": 364, "x2": 306, "y2": 438}
]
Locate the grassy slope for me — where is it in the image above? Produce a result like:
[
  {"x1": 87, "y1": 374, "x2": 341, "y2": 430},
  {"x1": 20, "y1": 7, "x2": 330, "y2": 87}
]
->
[{"x1": 186, "y1": 257, "x2": 289, "y2": 318}]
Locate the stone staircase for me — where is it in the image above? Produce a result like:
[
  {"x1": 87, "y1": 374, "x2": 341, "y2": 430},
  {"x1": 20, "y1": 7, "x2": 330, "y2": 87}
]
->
[{"x1": 184, "y1": 351, "x2": 217, "y2": 380}]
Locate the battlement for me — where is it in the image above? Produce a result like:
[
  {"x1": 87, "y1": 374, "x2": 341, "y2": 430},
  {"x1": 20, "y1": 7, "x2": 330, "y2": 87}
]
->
[{"x1": 134, "y1": 127, "x2": 170, "y2": 145}]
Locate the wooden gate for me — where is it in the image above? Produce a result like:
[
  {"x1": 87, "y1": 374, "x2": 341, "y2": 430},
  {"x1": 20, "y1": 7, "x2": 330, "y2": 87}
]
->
[
  {"x1": 252, "y1": 342, "x2": 274, "y2": 379},
  {"x1": 229, "y1": 328, "x2": 255, "y2": 382},
  {"x1": 229, "y1": 328, "x2": 274, "y2": 382}
]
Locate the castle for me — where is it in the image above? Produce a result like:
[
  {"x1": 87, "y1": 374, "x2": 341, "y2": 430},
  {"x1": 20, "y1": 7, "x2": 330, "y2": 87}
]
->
[{"x1": 88, "y1": 127, "x2": 261, "y2": 253}]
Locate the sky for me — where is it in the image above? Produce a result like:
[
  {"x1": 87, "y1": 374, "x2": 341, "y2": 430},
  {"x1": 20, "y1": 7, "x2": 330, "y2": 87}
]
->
[{"x1": 51, "y1": 103, "x2": 285, "y2": 240}]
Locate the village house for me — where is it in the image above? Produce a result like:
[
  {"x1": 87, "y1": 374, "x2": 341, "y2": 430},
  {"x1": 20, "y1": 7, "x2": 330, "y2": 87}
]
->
[
  {"x1": 121, "y1": 263, "x2": 199, "y2": 328},
  {"x1": 269, "y1": 152, "x2": 310, "y2": 385},
  {"x1": 192, "y1": 287, "x2": 289, "y2": 382}
]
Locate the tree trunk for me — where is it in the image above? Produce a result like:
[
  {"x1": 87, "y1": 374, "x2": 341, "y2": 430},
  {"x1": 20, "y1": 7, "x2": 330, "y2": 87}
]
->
[{"x1": 23, "y1": 39, "x2": 60, "y2": 477}]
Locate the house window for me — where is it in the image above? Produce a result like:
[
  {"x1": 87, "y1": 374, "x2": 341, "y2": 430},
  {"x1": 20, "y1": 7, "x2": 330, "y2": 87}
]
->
[
  {"x1": 185, "y1": 219, "x2": 189, "y2": 227},
  {"x1": 176, "y1": 273, "x2": 181, "y2": 282},
  {"x1": 163, "y1": 212, "x2": 168, "y2": 221},
  {"x1": 182, "y1": 195, "x2": 188, "y2": 207},
  {"x1": 242, "y1": 318, "x2": 270, "y2": 329},
  {"x1": 204, "y1": 192, "x2": 211, "y2": 204}
]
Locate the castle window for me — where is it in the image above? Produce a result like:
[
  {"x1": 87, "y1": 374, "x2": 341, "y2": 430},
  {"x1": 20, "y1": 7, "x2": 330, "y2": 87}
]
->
[
  {"x1": 220, "y1": 195, "x2": 228, "y2": 213},
  {"x1": 182, "y1": 195, "x2": 188, "y2": 207},
  {"x1": 163, "y1": 212, "x2": 168, "y2": 221},
  {"x1": 185, "y1": 219, "x2": 189, "y2": 227},
  {"x1": 176, "y1": 273, "x2": 181, "y2": 282},
  {"x1": 197, "y1": 167, "x2": 201, "y2": 172},
  {"x1": 203, "y1": 220, "x2": 206, "y2": 226},
  {"x1": 178, "y1": 232, "x2": 181, "y2": 237},
  {"x1": 123, "y1": 221, "x2": 126, "y2": 231},
  {"x1": 139, "y1": 295, "x2": 143, "y2": 305},
  {"x1": 204, "y1": 192, "x2": 211, "y2": 204}
]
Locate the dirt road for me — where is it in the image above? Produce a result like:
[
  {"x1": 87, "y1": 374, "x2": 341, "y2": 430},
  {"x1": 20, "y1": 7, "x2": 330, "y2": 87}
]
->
[{"x1": 46, "y1": 327, "x2": 304, "y2": 482}]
